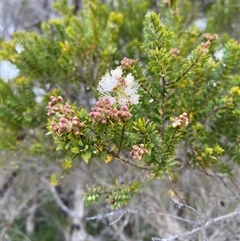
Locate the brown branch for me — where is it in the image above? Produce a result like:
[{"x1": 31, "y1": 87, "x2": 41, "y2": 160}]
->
[
  {"x1": 118, "y1": 124, "x2": 126, "y2": 154},
  {"x1": 107, "y1": 149, "x2": 152, "y2": 170},
  {"x1": 166, "y1": 54, "x2": 202, "y2": 87}
]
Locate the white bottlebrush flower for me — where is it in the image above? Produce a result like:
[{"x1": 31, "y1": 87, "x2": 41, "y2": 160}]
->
[
  {"x1": 97, "y1": 72, "x2": 118, "y2": 92},
  {"x1": 129, "y1": 94, "x2": 140, "y2": 105},
  {"x1": 110, "y1": 66, "x2": 123, "y2": 79},
  {"x1": 97, "y1": 66, "x2": 140, "y2": 106}
]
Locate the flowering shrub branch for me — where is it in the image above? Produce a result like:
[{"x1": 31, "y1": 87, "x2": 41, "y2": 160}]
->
[{"x1": 45, "y1": 11, "x2": 238, "y2": 209}]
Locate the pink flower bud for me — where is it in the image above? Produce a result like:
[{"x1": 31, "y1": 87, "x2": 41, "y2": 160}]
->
[
  {"x1": 96, "y1": 107, "x2": 102, "y2": 112},
  {"x1": 51, "y1": 97, "x2": 57, "y2": 103},
  {"x1": 105, "y1": 104, "x2": 111, "y2": 109},
  {"x1": 101, "y1": 119, "x2": 107, "y2": 124},
  {"x1": 121, "y1": 105, "x2": 128, "y2": 111},
  {"x1": 133, "y1": 145, "x2": 139, "y2": 151},
  {"x1": 52, "y1": 126, "x2": 58, "y2": 131},
  {"x1": 79, "y1": 123, "x2": 84, "y2": 128},
  {"x1": 113, "y1": 113, "x2": 118, "y2": 118},
  {"x1": 104, "y1": 98, "x2": 111, "y2": 104},
  {"x1": 60, "y1": 117, "x2": 67, "y2": 123},
  {"x1": 95, "y1": 112, "x2": 101, "y2": 117},
  {"x1": 72, "y1": 120, "x2": 79, "y2": 126},
  {"x1": 57, "y1": 96, "x2": 63, "y2": 102}
]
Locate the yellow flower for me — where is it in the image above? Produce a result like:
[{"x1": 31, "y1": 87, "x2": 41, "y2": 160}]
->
[
  {"x1": 62, "y1": 159, "x2": 72, "y2": 170},
  {"x1": 229, "y1": 86, "x2": 240, "y2": 96},
  {"x1": 50, "y1": 174, "x2": 58, "y2": 186},
  {"x1": 205, "y1": 147, "x2": 214, "y2": 155}
]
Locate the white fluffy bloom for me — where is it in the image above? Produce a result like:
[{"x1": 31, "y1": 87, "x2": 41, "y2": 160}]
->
[
  {"x1": 110, "y1": 66, "x2": 122, "y2": 79},
  {"x1": 97, "y1": 72, "x2": 118, "y2": 92},
  {"x1": 97, "y1": 66, "x2": 140, "y2": 106}
]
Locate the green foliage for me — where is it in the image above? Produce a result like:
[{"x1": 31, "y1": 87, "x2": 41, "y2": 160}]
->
[{"x1": 1, "y1": 0, "x2": 240, "y2": 221}]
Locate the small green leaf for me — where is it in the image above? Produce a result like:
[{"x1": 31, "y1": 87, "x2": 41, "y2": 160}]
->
[
  {"x1": 81, "y1": 151, "x2": 91, "y2": 163},
  {"x1": 71, "y1": 147, "x2": 80, "y2": 154},
  {"x1": 46, "y1": 130, "x2": 53, "y2": 135},
  {"x1": 56, "y1": 143, "x2": 64, "y2": 151},
  {"x1": 78, "y1": 140, "x2": 84, "y2": 146}
]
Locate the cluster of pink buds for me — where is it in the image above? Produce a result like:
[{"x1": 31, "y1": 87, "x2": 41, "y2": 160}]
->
[
  {"x1": 50, "y1": 116, "x2": 84, "y2": 135},
  {"x1": 89, "y1": 97, "x2": 132, "y2": 123},
  {"x1": 47, "y1": 96, "x2": 64, "y2": 116},
  {"x1": 171, "y1": 112, "x2": 189, "y2": 128},
  {"x1": 120, "y1": 57, "x2": 135, "y2": 68},
  {"x1": 130, "y1": 144, "x2": 149, "y2": 160},
  {"x1": 47, "y1": 96, "x2": 84, "y2": 135}
]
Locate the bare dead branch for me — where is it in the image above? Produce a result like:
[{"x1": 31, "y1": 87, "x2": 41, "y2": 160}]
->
[
  {"x1": 41, "y1": 177, "x2": 81, "y2": 220},
  {"x1": 151, "y1": 210, "x2": 240, "y2": 241}
]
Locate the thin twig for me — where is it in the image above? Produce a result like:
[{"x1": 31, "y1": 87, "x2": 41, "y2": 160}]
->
[
  {"x1": 118, "y1": 124, "x2": 126, "y2": 154},
  {"x1": 85, "y1": 209, "x2": 137, "y2": 222},
  {"x1": 107, "y1": 149, "x2": 152, "y2": 170},
  {"x1": 152, "y1": 210, "x2": 240, "y2": 241}
]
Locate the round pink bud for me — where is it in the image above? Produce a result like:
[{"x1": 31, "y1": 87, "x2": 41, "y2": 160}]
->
[
  {"x1": 52, "y1": 126, "x2": 58, "y2": 131},
  {"x1": 72, "y1": 120, "x2": 79, "y2": 126},
  {"x1": 105, "y1": 104, "x2": 111, "y2": 109},
  {"x1": 96, "y1": 107, "x2": 102, "y2": 112},
  {"x1": 74, "y1": 131, "x2": 80, "y2": 135},
  {"x1": 101, "y1": 119, "x2": 107, "y2": 124},
  {"x1": 57, "y1": 96, "x2": 63, "y2": 102},
  {"x1": 126, "y1": 112, "x2": 132, "y2": 118},
  {"x1": 79, "y1": 123, "x2": 84, "y2": 128},
  {"x1": 60, "y1": 117, "x2": 67, "y2": 123},
  {"x1": 121, "y1": 106, "x2": 128, "y2": 111},
  {"x1": 133, "y1": 145, "x2": 139, "y2": 151},
  {"x1": 95, "y1": 112, "x2": 101, "y2": 117},
  {"x1": 51, "y1": 97, "x2": 57, "y2": 103},
  {"x1": 97, "y1": 100, "x2": 103, "y2": 107},
  {"x1": 113, "y1": 113, "x2": 118, "y2": 118},
  {"x1": 105, "y1": 110, "x2": 111, "y2": 115},
  {"x1": 104, "y1": 98, "x2": 111, "y2": 104}
]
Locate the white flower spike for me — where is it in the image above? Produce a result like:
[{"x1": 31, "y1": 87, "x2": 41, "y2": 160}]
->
[{"x1": 97, "y1": 66, "x2": 140, "y2": 106}]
